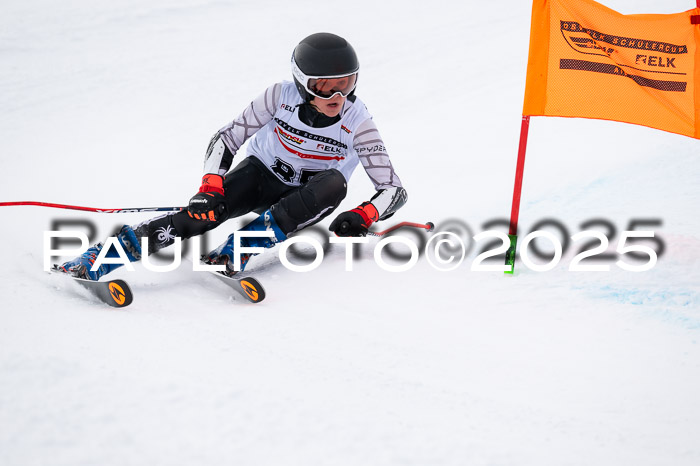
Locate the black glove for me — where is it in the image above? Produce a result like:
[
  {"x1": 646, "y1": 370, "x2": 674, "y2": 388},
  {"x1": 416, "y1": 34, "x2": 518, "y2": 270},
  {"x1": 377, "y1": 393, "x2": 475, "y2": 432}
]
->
[
  {"x1": 329, "y1": 202, "x2": 379, "y2": 237},
  {"x1": 188, "y1": 174, "x2": 227, "y2": 221}
]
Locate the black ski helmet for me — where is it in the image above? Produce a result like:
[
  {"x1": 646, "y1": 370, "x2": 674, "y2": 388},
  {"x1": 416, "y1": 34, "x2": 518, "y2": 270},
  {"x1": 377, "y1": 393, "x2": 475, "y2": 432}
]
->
[{"x1": 291, "y1": 32, "x2": 359, "y2": 101}]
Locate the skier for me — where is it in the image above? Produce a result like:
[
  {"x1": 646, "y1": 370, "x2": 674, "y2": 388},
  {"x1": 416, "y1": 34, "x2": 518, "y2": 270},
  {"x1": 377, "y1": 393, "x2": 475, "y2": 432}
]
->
[{"x1": 59, "y1": 32, "x2": 407, "y2": 280}]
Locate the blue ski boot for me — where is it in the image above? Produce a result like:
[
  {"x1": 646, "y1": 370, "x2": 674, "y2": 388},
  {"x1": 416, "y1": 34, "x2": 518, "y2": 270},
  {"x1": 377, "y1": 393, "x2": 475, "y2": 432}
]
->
[
  {"x1": 58, "y1": 225, "x2": 142, "y2": 280},
  {"x1": 203, "y1": 209, "x2": 287, "y2": 276}
]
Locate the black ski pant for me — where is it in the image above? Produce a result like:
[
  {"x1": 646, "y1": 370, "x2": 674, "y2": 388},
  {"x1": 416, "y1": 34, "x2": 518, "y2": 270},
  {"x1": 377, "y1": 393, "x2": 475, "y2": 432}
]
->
[{"x1": 133, "y1": 156, "x2": 347, "y2": 253}]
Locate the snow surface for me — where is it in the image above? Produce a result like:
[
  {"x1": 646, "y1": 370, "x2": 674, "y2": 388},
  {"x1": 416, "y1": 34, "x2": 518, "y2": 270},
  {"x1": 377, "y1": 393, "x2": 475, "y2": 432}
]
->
[{"x1": 1, "y1": 0, "x2": 700, "y2": 465}]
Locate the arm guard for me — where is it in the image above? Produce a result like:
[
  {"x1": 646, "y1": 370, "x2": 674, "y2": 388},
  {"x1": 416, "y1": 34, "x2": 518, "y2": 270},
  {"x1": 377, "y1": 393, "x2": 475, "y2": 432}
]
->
[{"x1": 370, "y1": 186, "x2": 408, "y2": 221}]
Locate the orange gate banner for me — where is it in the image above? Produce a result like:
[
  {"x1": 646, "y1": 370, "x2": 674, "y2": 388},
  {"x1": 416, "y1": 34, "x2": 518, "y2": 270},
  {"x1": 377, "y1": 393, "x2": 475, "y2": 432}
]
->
[{"x1": 523, "y1": 0, "x2": 700, "y2": 139}]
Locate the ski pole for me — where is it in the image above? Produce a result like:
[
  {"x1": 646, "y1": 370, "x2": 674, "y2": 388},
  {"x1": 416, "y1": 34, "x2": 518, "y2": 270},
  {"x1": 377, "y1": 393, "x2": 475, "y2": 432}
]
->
[
  {"x1": 338, "y1": 220, "x2": 434, "y2": 237},
  {"x1": 3, "y1": 201, "x2": 435, "y2": 236},
  {"x1": 0, "y1": 201, "x2": 184, "y2": 213},
  {"x1": 367, "y1": 221, "x2": 434, "y2": 237}
]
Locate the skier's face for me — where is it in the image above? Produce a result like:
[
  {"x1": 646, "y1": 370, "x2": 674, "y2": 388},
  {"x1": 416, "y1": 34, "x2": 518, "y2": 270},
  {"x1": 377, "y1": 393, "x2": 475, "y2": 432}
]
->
[{"x1": 310, "y1": 94, "x2": 346, "y2": 118}]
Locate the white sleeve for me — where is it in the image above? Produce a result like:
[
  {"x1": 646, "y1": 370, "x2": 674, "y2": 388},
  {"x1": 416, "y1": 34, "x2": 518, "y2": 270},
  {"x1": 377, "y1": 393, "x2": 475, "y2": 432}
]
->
[
  {"x1": 353, "y1": 118, "x2": 402, "y2": 189},
  {"x1": 203, "y1": 82, "x2": 283, "y2": 175},
  {"x1": 353, "y1": 118, "x2": 407, "y2": 220}
]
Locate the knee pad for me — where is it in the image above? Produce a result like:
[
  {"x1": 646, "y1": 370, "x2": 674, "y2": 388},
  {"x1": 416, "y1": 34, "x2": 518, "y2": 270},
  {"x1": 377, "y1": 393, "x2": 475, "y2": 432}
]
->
[
  {"x1": 306, "y1": 169, "x2": 347, "y2": 207},
  {"x1": 272, "y1": 169, "x2": 348, "y2": 234}
]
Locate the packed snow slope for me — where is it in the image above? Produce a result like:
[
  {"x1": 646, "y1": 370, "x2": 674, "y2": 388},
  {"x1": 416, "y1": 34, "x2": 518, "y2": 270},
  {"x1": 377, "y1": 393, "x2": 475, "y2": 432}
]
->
[{"x1": 1, "y1": 1, "x2": 699, "y2": 465}]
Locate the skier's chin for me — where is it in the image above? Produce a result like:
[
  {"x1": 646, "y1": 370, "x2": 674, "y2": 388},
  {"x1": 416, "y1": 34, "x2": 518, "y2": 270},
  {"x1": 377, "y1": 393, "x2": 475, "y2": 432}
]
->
[
  {"x1": 311, "y1": 97, "x2": 345, "y2": 118},
  {"x1": 322, "y1": 105, "x2": 342, "y2": 118}
]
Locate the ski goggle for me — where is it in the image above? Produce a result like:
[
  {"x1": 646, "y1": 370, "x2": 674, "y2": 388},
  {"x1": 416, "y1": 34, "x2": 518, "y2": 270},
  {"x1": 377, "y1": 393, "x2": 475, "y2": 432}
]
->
[{"x1": 291, "y1": 57, "x2": 358, "y2": 100}]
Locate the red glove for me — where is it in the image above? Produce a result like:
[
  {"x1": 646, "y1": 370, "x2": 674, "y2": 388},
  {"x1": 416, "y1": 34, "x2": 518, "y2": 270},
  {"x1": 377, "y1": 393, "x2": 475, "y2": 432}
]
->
[
  {"x1": 329, "y1": 202, "x2": 379, "y2": 237},
  {"x1": 188, "y1": 174, "x2": 226, "y2": 221}
]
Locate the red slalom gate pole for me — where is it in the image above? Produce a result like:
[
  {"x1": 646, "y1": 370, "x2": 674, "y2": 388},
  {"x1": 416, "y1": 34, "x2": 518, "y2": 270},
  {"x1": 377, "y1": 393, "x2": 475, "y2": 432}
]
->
[{"x1": 505, "y1": 115, "x2": 531, "y2": 274}]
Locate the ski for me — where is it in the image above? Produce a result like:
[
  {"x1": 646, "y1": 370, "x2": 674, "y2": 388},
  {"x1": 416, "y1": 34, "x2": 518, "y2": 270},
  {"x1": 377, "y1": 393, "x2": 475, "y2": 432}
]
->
[
  {"x1": 50, "y1": 265, "x2": 263, "y2": 306},
  {"x1": 207, "y1": 271, "x2": 266, "y2": 304},
  {"x1": 50, "y1": 265, "x2": 134, "y2": 308}
]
